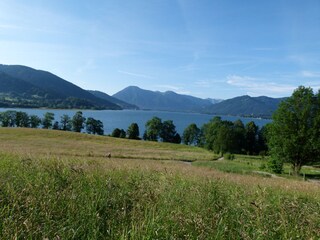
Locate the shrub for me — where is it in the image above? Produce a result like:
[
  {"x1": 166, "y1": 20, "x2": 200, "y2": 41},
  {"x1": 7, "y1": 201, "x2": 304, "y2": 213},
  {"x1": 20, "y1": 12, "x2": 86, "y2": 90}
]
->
[
  {"x1": 267, "y1": 158, "x2": 283, "y2": 174},
  {"x1": 225, "y1": 153, "x2": 235, "y2": 160}
]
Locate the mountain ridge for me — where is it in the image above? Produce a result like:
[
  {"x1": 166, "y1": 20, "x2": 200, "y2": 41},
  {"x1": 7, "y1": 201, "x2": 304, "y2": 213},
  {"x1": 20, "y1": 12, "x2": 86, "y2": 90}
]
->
[
  {"x1": 0, "y1": 64, "x2": 121, "y2": 109},
  {"x1": 113, "y1": 86, "x2": 215, "y2": 113},
  {"x1": 88, "y1": 90, "x2": 139, "y2": 110}
]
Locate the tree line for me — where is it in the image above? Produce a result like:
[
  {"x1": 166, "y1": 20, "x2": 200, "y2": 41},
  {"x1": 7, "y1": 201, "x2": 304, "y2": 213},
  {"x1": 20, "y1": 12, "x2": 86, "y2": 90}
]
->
[
  {"x1": 111, "y1": 117, "x2": 182, "y2": 143},
  {"x1": 183, "y1": 117, "x2": 267, "y2": 156},
  {"x1": 0, "y1": 110, "x2": 104, "y2": 135}
]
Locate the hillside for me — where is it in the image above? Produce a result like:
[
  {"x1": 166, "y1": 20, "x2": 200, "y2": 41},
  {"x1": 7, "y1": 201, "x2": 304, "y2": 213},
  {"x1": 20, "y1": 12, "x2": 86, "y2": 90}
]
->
[
  {"x1": 88, "y1": 90, "x2": 139, "y2": 110},
  {"x1": 0, "y1": 64, "x2": 121, "y2": 109},
  {"x1": 113, "y1": 86, "x2": 214, "y2": 112},
  {"x1": 205, "y1": 95, "x2": 285, "y2": 118}
]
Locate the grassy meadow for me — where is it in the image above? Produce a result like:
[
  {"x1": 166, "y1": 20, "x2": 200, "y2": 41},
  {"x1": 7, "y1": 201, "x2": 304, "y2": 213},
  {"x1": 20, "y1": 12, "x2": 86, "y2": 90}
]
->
[{"x1": 0, "y1": 128, "x2": 320, "y2": 239}]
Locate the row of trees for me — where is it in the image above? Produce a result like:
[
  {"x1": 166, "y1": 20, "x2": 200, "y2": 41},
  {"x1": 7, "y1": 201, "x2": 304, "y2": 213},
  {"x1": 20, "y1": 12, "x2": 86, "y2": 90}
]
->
[
  {"x1": 111, "y1": 123, "x2": 140, "y2": 140},
  {"x1": 182, "y1": 117, "x2": 267, "y2": 155},
  {"x1": 111, "y1": 118, "x2": 182, "y2": 143},
  {"x1": 0, "y1": 110, "x2": 104, "y2": 135}
]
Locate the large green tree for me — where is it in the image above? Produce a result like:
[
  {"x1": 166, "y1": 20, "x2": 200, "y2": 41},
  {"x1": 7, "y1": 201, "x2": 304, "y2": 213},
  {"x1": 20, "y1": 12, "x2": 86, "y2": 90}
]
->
[
  {"x1": 183, "y1": 123, "x2": 201, "y2": 146},
  {"x1": 245, "y1": 121, "x2": 259, "y2": 155},
  {"x1": 127, "y1": 123, "x2": 140, "y2": 139},
  {"x1": 86, "y1": 117, "x2": 104, "y2": 135},
  {"x1": 16, "y1": 111, "x2": 29, "y2": 127},
  {"x1": 30, "y1": 115, "x2": 42, "y2": 128},
  {"x1": 42, "y1": 112, "x2": 55, "y2": 129},
  {"x1": 0, "y1": 111, "x2": 17, "y2": 127},
  {"x1": 144, "y1": 117, "x2": 162, "y2": 141},
  {"x1": 72, "y1": 111, "x2": 86, "y2": 132},
  {"x1": 268, "y1": 86, "x2": 320, "y2": 175},
  {"x1": 60, "y1": 114, "x2": 72, "y2": 131},
  {"x1": 160, "y1": 120, "x2": 178, "y2": 143}
]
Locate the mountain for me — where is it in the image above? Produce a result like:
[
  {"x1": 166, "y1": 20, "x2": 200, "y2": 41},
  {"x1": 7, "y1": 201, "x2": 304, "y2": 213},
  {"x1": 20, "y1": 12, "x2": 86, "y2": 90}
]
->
[
  {"x1": 204, "y1": 95, "x2": 285, "y2": 118},
  {"x1": 206, "y1": 98, "x2": 224, "y2": 104},
  {"x1": 0, "y1": 64, "x2": 121, "y2": 109},
  {"x1": 113, "y1": 86, "x2": 214, "y2": 112},
  {"x1": 88, "y1": 90, "x2": 139, "y2": 110}
]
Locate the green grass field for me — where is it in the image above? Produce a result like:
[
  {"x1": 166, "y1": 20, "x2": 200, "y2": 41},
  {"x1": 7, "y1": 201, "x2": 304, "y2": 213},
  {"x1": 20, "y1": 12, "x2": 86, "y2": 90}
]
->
[{"x1": 0, "y1": 128, "x2": 320, "y2": 239}]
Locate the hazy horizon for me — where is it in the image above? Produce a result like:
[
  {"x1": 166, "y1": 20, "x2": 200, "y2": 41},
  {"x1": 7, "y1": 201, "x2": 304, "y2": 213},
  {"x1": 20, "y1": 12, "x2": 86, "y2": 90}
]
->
[{"x1": 0, "y1": 1, "x2": 319, "y2": 99}]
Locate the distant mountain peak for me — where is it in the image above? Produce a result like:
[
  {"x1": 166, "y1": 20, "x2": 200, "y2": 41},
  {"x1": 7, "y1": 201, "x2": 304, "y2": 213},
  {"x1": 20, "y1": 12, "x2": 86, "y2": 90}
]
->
[{"x1": 113, "y1": 86, "x2": 214, "y2": 113}]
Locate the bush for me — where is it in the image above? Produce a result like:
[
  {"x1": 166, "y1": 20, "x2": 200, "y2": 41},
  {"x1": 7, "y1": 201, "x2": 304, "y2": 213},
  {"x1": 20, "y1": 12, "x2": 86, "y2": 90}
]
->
[
  {"x1": 225, "y1": 153, "x2": 235, "y2": 160},
  {"x1": 267, "y1": 158, "x2": 283, "y2": 174}
]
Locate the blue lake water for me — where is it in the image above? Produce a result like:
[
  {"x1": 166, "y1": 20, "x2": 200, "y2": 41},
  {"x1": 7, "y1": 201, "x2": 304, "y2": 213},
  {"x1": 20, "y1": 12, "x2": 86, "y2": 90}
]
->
[{"x1": 0, "y1": 108, "x2": 271, "y2": 136}]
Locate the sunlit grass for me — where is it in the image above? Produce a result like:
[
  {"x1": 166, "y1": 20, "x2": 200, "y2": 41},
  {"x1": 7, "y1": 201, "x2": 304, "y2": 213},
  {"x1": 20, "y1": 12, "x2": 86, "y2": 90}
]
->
[{"x1": 0, "y1": 128, "x2": 320, "y2": 239}]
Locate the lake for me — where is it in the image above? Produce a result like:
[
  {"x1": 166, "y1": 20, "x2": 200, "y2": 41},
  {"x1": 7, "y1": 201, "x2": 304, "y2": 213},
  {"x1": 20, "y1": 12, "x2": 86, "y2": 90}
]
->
[{"x1": 0, "y1": 108, "x2": 271, "y2": 136}]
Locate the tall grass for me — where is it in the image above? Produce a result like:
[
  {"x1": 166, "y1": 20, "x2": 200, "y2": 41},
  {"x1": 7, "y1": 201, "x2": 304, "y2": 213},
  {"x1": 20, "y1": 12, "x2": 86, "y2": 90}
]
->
[{"x1": 1, "y1": 153, "x2": 320, "y2": 239}]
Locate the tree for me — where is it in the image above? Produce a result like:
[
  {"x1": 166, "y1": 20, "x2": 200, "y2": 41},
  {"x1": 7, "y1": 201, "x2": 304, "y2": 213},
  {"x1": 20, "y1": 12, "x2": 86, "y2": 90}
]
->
[
  {"x1": 112, "y1": 128, "x2": 121, "y2": 137},
  {"x1": 86, "y1": 117, "x2": 104, "y2": 135},
  {"x1": 52, "y1": 121, "x2": 60, "y2": 130},
  {"x1": 42, "y1": 112, "x2": 55, "y2": 129},
  {"x1": 245, "y1": 121, "x2": 258, "y2": 155},
  {"x1": 120, "y1": 129, "x2": 126, "y2": 138},
  {"x1": 72, "y1": 111, "x2": 86, "y2": 132},
  {"x1": 172, "y1": 133, "x2": 182, "y2": 144},
  {"x1": 183, "y1": 123, "x2": 201, "y2": 146},
  {"x1": 267, "y1": 86, "x2": 320, "y2": 175},
  {"x1": 30, "y1": 115, "x2": 42, "y2": 128},
  {"x1": 0, "y1": 111, "x2": 17, "y2": 127},
  {"x1": 127, "y1": 123, "x2": 140, "y2": 139},
  {"x1": 160, "y1": 120, "x2": 177, "y2": 142},
  {"x1": 144, "y1": 117, "x2": 162, "y2": 141},
  {"x1": 16, "y1": 111, "x2": 29, "y2": 127},
  {"x1": 60, "y1": 114, "x2": 72, "y2": 131},
  {"x1": 201, "y1": 117, "x2": 222, "y2": 150},
  {"x1": 233, "y1": 120, "x2": 246, "y2": 153},
  {"x1": 214, "y1": 121, "x2": 237, "y2": 155}
]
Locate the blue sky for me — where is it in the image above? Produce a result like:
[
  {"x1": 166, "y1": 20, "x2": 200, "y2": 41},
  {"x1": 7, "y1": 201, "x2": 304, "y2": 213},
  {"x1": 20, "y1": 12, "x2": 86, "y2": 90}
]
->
[{"x1": 0, "y1": 0, "x2": 319, "y2": 99}]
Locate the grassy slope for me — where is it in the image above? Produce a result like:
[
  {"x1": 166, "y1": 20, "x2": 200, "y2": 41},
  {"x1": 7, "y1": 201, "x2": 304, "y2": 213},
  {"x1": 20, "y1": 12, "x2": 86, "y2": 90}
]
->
[{"x1": 0, "y1": 128, "x2": 320, "y2": 239}]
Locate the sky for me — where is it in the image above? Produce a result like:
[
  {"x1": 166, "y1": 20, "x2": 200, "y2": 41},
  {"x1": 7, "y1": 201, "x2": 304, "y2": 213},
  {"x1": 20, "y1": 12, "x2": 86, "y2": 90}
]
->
[{"x1": 0, "y1": 0, "x2": 319, "y2": 99}]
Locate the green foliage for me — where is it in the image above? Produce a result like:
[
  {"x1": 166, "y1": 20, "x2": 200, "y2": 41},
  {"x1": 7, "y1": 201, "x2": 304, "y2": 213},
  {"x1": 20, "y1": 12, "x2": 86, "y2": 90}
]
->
[
  {"x1": 127, "y1": 123, "x2": 140, "y2": 139},
  {"x1": 52, "y1": 121, "x2": 60, "y2": 130},
  {"x1": 172, "y1": 133, "x2": 181, "y2": 144},
  {"x1": 268, "y1": 86, "x2": 320, "y2": 175},
  {"x1": 120, "y1": 129, "x2": 126, "y2": 138},
  {"x1": 225, "y1": 153, "x2": 235, "y2": 160},
  {"x1": 200, "y1": 117, "x2": 266, "y2": 156},
  {"x1": 111, "y1": 128, "x2": 122, "y2": 138},
  {"x1": 72, "y1": 111, "x2": 86, "y2": 132},
  {"x1": 0, "y1": 110, "x2": 17, "y2": 127},
  {"x1": 245, "y1": 121, "x2": 258, "y2": 155},
  {"x1": 144, "y1": 117, "x2": 162, "y2": 141},
  {"x1": 60, "y1": 114, "x2": 72, "y2": 131},
  {"x1": 267, "y1": 158, "x2": 284, "y2": 174},
  {"x1": 182, "y1": 123, "x2": 201, "y2": 146},
  {"x1": 160, "y1": 120, "x2": 178, "y2": 143},
  {"x1": 86, "y1": 117, "x2": 104, "y2": 135},
  {"x1": 42, "y1": 112, "x2": 54, "y2": 129},
  {"x1": 16, "y1": 111, "x2": 29, "y2": 127},
  {"x1": 29, "y1": 115, "x2": 41, "y2": 128}
]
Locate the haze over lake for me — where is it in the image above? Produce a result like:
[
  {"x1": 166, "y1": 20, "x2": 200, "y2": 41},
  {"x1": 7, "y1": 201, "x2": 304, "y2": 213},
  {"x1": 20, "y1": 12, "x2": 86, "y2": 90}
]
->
[{"x1": 0, "y1": 108, "x2": 271, "y2": 136}]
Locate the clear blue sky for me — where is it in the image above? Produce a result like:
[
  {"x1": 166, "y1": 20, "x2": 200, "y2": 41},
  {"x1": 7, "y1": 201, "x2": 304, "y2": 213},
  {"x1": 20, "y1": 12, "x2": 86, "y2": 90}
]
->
[{"x1": 0, "y1": 0, "x2": 319, "y2": 99}]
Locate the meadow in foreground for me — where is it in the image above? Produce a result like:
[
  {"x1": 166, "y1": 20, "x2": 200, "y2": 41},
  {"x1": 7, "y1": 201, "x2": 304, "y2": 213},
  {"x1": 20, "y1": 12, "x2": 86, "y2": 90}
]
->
[{"x1": 0, "y1": 128, "x2": 319, "y2": 239}]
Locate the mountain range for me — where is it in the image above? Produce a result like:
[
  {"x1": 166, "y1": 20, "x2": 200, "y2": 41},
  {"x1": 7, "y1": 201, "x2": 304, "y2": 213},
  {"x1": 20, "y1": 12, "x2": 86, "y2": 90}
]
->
[
  {"x1": 0, "y1": 64, "x2": 285, "y2": 117},
  {"x1": 0, "y1": 64, "x2": 121, "y2": 109},
  {"x1": 113, "y1": 86, "x2": 216, "y2": 112}
]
